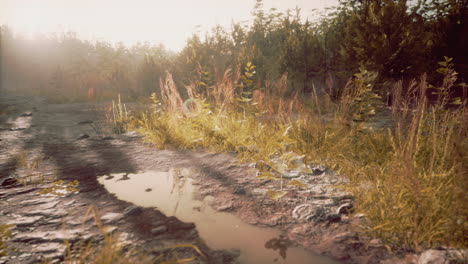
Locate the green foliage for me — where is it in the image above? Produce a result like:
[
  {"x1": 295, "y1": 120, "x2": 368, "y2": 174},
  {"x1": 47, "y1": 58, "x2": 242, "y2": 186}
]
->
[
  {"x1": 199, "y1": 69, "x2": 214, "y2": 92},
  {"x1": 111, "y1": 94, "x2": 129, "y2": 134},
  {"x1": 266, "y1": 190, "x2": 288, "y2": 200},
  {"x1": 2, "y1": 0, "x2": 466, "y2": 102},
  {"x1": 237, "y1": 61, "x2": 257, "y2": 106},
  {"x1": 343, "y1": 67, "x2": 381, "y2": 122},
  {"x1": 337, "y1": 0, "x2": 433, "y2": 79}
]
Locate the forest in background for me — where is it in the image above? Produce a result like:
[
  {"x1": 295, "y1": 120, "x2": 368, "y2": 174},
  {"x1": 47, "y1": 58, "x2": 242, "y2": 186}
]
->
[
  {"x1": 1, "y1": 0, "x2": 467, "y2": 103},
  {"x1": 1, "y1": 0, "x2": 467, "y2": 252}
]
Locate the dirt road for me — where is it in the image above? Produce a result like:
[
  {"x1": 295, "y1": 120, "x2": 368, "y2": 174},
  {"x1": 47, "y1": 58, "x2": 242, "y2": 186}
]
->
[{"x1": 0, "y1": 94, "x2": 415, "y2": 264}]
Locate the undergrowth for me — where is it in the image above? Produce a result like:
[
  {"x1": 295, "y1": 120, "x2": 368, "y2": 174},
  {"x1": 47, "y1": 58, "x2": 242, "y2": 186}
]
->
[{"x1": 114, "y1": 62, "x2": 467, "y2": 250}]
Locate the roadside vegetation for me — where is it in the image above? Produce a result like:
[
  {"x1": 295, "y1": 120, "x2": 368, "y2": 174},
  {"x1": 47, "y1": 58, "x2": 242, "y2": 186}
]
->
[
  {"x1": 120, "y1": 58, "x2": 467, "y2": 250},
  {"x1": 1, "y1": 0, "x2": 466, "y2": 256}
]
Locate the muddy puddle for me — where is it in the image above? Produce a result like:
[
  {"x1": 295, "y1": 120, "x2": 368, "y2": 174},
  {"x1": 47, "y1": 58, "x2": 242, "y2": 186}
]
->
[{"x1": 98, "y1": 169, "x2": 339, "y2": 264}]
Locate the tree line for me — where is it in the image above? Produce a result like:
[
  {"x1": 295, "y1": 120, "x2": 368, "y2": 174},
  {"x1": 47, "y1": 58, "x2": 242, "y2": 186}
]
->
[{"x1": 1, "y1": 0, "x2": 466, "y2": 102}]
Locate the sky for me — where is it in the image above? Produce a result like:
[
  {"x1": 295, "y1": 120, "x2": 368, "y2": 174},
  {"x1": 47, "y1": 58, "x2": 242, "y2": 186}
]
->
[{"x1": 0, "y1": 0, "x2": 338, "y2": 52}]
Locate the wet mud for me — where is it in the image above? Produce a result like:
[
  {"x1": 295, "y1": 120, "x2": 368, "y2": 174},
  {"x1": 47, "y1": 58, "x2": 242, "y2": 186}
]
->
[{"x1": 0, "y1": 94, "x2": 423, "y2": 263}]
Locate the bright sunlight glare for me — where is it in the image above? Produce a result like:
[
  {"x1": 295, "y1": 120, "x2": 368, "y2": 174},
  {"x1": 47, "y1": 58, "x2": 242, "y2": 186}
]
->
[{"x1": 0, "y1": 0, "x2": 338, "y2": 51}]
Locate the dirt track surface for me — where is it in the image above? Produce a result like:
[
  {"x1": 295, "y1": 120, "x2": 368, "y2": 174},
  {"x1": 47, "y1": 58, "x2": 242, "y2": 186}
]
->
[{"x1": 0, "y1": 94, "x2": 418, "y2": 264}]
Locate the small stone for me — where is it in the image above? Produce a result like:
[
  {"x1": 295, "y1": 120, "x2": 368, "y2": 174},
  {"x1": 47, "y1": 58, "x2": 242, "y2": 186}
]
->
[
  {"x1": 334, "y1": 232, "x2": 357, "y2": 242},
  {"x1": 289, "y1": 224, "x2": 311, "y2": 240},
  {"x1": 307, "y1": 206, "x2": 333, "y2": 222},
  {"x1": 418, "y1": 250, "x2": 447, "y2": 264},
  {"x1": 48, "y1": 218, "x2": 62, "y2": 225},
  {"x1": 310, "y1": 199, "x2": 335, "y2": 207},
  {"x1": 25, "y1": 208, "x2": 68, "y2": 219},
  {"x1": 233, "y1": 186, "x2": 246, "y2": 195},
  {"x1": 33, "y1": 242, "x2": 67, "y2": 253},
  {"x1": 18, "y1": 253, "x2": 31, "y2": 258},
  {"x1": 311, "y1": 165, "x2": 327, "y2": 175},
  {"x1": 153, "y1": 220, "x2": 165, "y2": 226},
  {"x1": 326, "y1": 213, "x2": 341, "y2": 223},
  {"x1": 210, "y1": 249, "x2": 241, "y2": 263},
  {"x1": 123, "y1": 205, "x2": 143, "y2": 216},
  {"x1": 77, "y1": 134, "x2": 89, "y2": 140},
  {"x1": 63, "y1": 200, "x2": 75, "y2": 206},
  {"x1": 446, "y1": 249, "x2": 468, "y2": 263},
  {"x1": 117, "y1": 232, "x2": 131, "y2": 243},
  {"x1": 77, "y1": 120, "x2": 93, "y2": 125},
  {"x1": 216, "y1": 202, "x2": 233, "y2": 211},
  {"x1": 312, "y1": 169, "x2": 323, "y2": 175},
  {"x1": 42, "y1": 252, "x2": 64, "y2": 262},
  {"x1": 381, "y1": 254, "x2": 420, "y2": 264},
  {"x1": 20, "y1": 112, "x2": 33, "y2": 117},
  {"x1": 292, "y1": 204, "x2": 314, "y2": 220},
  {"x1": 355, "y1": 213, "x2": 366, "y2": 219},
  {"x1": 101, "y1": 212, "x2": 124, "y2": 223},
  {"x1": 1, "y1": 177, "x2": 18, "y2": 187},
  {"x1": 13, "y1": 230, "x2": 80, "y2": 243},
  {"x1": 145, "y1": 188, "x2": 152, "y2": 192},
  {"x1": 203, "y1": 196, "x2": 215, "y2": 202},
  {"x1": 20, "y1": 197, "x2": 53, "y2": 206},
  {"x1": 7, "y1": 216, "x2": 43, "y2": 227},
  {"x1": 118, "y1": 174, "x2": 130, "y2": 181},
  {"x1": 151, "y1": 225, "x2": 168, "y2": 235},
  {"x1": 102, "y1": 225, "x2": 118, "y2": 234},
  {"x1": 337, "y1": 203, "x2": 353, "y2": 215},
  {"x1": 124, "y1": 131, "x2": 143, "y2": 138},
  {"x1": 37, "y1": 200, "x2": 60, "y2": 210},
  {"x1": 9, "y1": 127, "x2": 26, "y2": 131},
  {"x1": 282, "y1": 170, "x2": 301, "y2": 178},
  {"x1": 263, "y1": 214, "x2": 285, "y2": 226},
  {"x1": 369, "y1": 238, "x2": 383, "y2": 247},
  {"x1": 167, "y1": 217, "x2": 195, "y2": 230},
  {"x1": 419, "y1": 249, "x2": 468, "y2": 264}
]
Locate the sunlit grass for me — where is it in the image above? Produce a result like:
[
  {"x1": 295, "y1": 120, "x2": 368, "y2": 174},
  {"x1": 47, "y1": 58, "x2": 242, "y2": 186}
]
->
[
  {"x1": 122, "y1": 66, "x2": 467, "y2": 250},
  {"x1": 15, "y1": 151, "x2": 42, "y2": 170},
  {"x1": 0, "y1": 224, "x2": 14, "y2": 257}
]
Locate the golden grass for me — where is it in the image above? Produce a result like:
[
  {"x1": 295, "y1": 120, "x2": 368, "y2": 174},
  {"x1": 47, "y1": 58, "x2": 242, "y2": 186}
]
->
[
  {"x1": 0, "y1": 224, "x2": 14, "y2": 257},
  {"x1": 118, "y1": 66, "x2": 467, "y2": 250},
  {"x1": 15, "y1": 151, "x2": 42, "y2": 170}
]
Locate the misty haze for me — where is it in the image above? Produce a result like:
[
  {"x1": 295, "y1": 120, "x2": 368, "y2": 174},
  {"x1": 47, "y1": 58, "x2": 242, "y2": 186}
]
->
[{"x1": 0, "y1": 1, "x2": 466, "y2": 264}]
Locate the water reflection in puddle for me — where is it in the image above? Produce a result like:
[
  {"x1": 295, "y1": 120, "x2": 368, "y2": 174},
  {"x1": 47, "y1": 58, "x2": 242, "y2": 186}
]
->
[{"x1": 98, "y1": 169, "x2": 339, "y2": 264}]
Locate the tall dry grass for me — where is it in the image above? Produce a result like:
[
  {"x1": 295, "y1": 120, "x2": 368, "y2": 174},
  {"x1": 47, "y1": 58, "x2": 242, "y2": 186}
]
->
[{"x1": 124, "y1": 64, "x2": 467, "y2": 250}]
